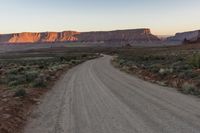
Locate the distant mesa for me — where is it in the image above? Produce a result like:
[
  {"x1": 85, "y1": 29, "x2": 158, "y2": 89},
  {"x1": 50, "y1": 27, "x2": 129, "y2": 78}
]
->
[
  {"x1": 0, "y1": 29, "x2": 160, "y2": 44},
  {"x1": 167, "y1": 30, "x2": 200, "y2": 44},
  {"x1": 0, "y1": 31, "x2": 79, "y2": 43}
]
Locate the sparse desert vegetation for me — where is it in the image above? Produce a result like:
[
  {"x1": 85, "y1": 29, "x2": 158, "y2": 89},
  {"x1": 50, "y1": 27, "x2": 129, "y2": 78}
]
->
[
  {"x1": 0, "y1": 53, "x2": 97, "y2": 91},
  {"x1": 0, "y1": 50, "x2": 99, "y2": 133},
  {"x1": 1, "y1": 44, "x2": 200, "y2": 133},
  {"x1": 1, "y1": 0, "x2": 200, "y2": 132},
  {"x1": 112, "y1": 46, "x2": 200, "y2": 96}
]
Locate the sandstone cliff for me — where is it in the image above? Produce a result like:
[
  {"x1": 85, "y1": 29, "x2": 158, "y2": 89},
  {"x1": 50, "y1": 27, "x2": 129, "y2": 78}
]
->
[
  {"x1": 167, "y1": 30, "x2": 200, "y2": 43},
  {"x1": 76, "y1": 29, "x2": 159, "y2": 43},
  {"x1": 0, "y1": 29, "x2": 159, "y2": 44}
]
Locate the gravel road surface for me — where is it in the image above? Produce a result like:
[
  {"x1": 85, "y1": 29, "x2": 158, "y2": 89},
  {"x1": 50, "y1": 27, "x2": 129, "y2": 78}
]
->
[{"x1": 24, "y1": 55, "x2": 200, "y2": 133}]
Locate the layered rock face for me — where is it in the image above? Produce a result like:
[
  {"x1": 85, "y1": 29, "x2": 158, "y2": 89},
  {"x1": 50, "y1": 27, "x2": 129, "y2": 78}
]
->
[
  {"x1": 167, "y1": 30, "x2": 200, "y2": 43},
  {"x1": 40, "y1": 31, "x2": 79, "y2": 42},
  {"x1": 0, "y1": 31, "x2": 79, "y2": 43},
  {"x1": 76, "y1": 29, "x2": 159, "y2": 43},
  {"x1": 0, "y1": 29, "x2": 159, "y2": 44}
]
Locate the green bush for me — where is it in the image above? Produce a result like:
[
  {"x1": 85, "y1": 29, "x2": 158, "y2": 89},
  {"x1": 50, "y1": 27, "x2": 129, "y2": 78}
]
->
[
  {"x1": 172, "y1": 62, "x2": 191, "y2": 73},
  {"x1": 118, "y1": 59, "x2": 126, "y2": 66},
  {"x1": 70, "y1": 60, "x2": 78, "y2": 65},
  {"x1": 8, "y1": 80, "x2": 22, "y2": 87},
  {"x1": 59, "y1": 56, "x2": 66, "y2": 62},
  {"x1": 188, "y1": 53, "x2": 200, "y2": 68},
  {"x1": 14, "y1": 89, "x2": 27, "y2": 97},
  {"x1": 8, "y1": 68, "x2": 21, "y2": 75},
  {"x1": 32, "y1": 79, "x2": 46, "y2": 88},
  {"x1": 178, "y1": 70, "x2": 198, "y2": 79},
  {"x1": 25, "y1": 71, "x2": 39, "y2": 82},
  {"x1": 38, "y1": 64, "x2": 47, "y2": 69},
  {"x1": 82, "y1": 54, "x2": 88, "y2": 58},
  {"x1": 180, "y1": 82, "x2": 200, "y2": 95},
  {"x1": 50, "y1": 65, "x2": 64, "y2": 71},
  {"x1": 32, "y1": 75, "x2": 46, "y2": 88},
  {"x1": 7, "y1": 74, "x2": 26, "y2": 86},
  {"x1": 62, "y1": 56, "x2": 77, "y2": 62},
  {"x1": 159, "y1": 68, "x2": 173, "y2": 76},
  {"x1": 138, "y1": 55, "x2": 165, "y2": 62},
  {"x1": 149, "y1": 65, "x2": 160, "y2": 73}
]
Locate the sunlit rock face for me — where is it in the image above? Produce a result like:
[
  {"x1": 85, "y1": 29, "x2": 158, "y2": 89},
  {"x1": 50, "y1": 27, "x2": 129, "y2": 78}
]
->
[
  {"x1": 39, "y1": 31, "x2": 79, "y2": 42},
  {"x1": 0, "y1": 29, "x2": 159, "y2": 44},
  {"x1": 8, "y1": 33, "x2": 41, "y2": 43},
  {"x1": 167, "y1": 30, "x2": 200, "y2": 42},
  {"x1": 0, "y1": 31, "x2": 80, "y2": 44}
]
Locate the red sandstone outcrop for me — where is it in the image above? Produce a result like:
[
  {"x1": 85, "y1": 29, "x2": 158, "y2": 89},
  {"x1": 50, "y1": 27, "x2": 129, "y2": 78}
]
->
[
  {"x1": 40, "y1": 31, "x2": 79, "y2": 42},
  {"x1": 0, "y1": 29, "x2": 159, "y2": 44},
  {"x1": 9, "y1": 32, "x2": 41, "y2": 43}
]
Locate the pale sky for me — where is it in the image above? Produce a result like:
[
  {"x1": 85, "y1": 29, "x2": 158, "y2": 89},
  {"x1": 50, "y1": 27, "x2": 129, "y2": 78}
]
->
[{"x1": 0, "y1": 0, "x2": 200, "y2": 35}]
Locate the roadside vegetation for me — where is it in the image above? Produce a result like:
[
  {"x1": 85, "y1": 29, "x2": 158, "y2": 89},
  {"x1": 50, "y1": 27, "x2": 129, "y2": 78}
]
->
[
  {"x1": 1, "y1": 44, "x2": 200, "y2": 133},
  {"x1": 0, "y1": 53, "x2": 98, "y2": 94},
  {"x1": 112, "y1": 48, "x2": 200, "y2": 97},
  {"x1": 0, "y1": 51, "x2": 99, "y2": 133}
]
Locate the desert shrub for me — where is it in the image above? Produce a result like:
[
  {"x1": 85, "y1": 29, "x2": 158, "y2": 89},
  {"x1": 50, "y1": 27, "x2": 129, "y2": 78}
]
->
[
  {"x1": 178, "y1": 72, "x2": 187, "y2": 79},
  {"x1": 25, "y1": 71, "x2": 39, "y2": 82},
  {"x1": 118, "y1": 59, "x2": 126, "y2": 66},
  {"x1": 70, "y1": 60, "x2": 78, "y2": 65},
  {"x1": 172, "y1": 61, "x2": 191, "y2": 72},
  {"x1": 178, "y1": 70, "x2": 198, "y2": 79},
  {"x1": 0, "y1": 78, "x2": 6, "y2": 84},
  {"x1": 49, "y1": 65, "x2": 61, "y2": 71},
  {"x1": 32, "y1": 75, "x2": 47, "y2": 88},
  {"x1": 14, "y1": 89, "x2": 27, "y2": 97},
  {"x1": 125, "y1": 61, "x2": 135, "y2": 66},
  {"x1": 184, "y1": 70, "x2": 198, "y2": 79},
  {"x1": 180, "y1": 82, "x2": 200, "y2": 95},
  {"x1": 151, "y1": 67, "x2": 160, "y2": 73},
  {"x1": 159, "y1": 68, "x2": 173, "y2": 76},
  {"x1": 7, "y1": 74, "x2": 26, "y2": 86},
  {"x1": 149, "y1": 65, "x2": 160, "y2": 73},
  {"x1": 7, "y1": 68, "x2": 21, "y2": 75},
  {"x1": 62, "y1": 56, "x2": 78, "y2": 62},
  {"x1": 188, "y1": 53, "x2": 200, "y2": 68},
  {"x1": 138, "y1": 55, "x2": 165, "y2": 62},
  {"x1": 38, "y1": 64, "x2": 47, "y2": 69},
  {"x1": 81, "y1": 54, "x2": 88, "y2": 58},
  {"x1": 8, "y1": 80, "x2": 22, "y2": 87},
  {"x1": 59, "y1": 56, "x2": 66, "y2": 62},
  {"x1": 32, "y1": 79, "x2": 46, "y2": 88},
  {"x1": 62, "y1": 57, "x2": 71, "y2": 62}
]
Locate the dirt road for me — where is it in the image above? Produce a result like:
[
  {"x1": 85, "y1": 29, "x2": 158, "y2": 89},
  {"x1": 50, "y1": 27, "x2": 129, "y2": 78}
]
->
[{"x1": 24, "y1": 55, "x2": 200, "y2": 133}]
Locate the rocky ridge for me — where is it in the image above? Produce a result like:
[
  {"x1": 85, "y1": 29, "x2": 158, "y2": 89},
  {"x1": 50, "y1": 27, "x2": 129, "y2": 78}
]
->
[
  {"x1": 0, "y1": 29, "x2": 160, "y2": 44},
  {"x1": 167, "y1": 30, "x2": 200, "y2": 43}
]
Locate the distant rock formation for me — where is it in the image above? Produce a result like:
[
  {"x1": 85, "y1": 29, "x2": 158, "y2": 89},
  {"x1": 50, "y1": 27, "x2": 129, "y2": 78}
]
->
[
  {"x1": 167, "y1": 30, "x2": 200, "y2": 43},
  {"x1": 76, "y1": 29, "x2": 159, "y2": 43},
  {"x1": 0, "y1": 31, "x2": 79, "y2": 43},
  {"x1": 0, "y1": 29, "x2": 160, "y2": 44}
]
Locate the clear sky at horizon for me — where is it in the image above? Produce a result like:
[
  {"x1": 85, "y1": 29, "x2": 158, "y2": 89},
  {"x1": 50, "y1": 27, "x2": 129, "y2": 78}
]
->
[{"x1": 0, "y1": 0, "x2": 200, "y2": 35}]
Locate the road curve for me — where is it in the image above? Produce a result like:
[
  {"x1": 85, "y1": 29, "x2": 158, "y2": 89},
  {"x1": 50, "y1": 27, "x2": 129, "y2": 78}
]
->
[{"x1": 24, "y1": 55, "x2": 200, "y2": 133}]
